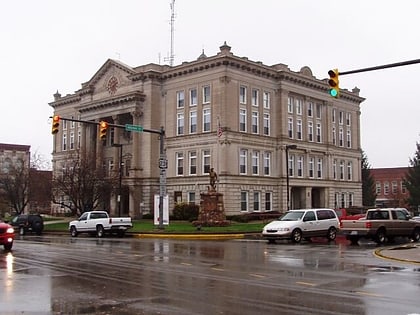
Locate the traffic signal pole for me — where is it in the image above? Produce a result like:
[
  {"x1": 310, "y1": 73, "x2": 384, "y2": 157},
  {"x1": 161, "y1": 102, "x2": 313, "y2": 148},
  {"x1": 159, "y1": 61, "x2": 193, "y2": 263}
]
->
[
  {"x1": 50, "y1": 116, "x2": 167, "y2": 229},
  {"x1": 338, "y1": 58, "x2": 420, "y2": 76}
]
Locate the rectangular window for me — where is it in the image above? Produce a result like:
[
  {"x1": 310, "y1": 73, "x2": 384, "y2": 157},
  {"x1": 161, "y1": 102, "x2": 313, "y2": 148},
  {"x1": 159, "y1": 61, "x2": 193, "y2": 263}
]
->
[
  {"x1": 401, "y1": 182, "x2": 407, "y2": 194},
  {"x1": 253, "y1": 192, "x2": 260, "y2": 211},
  {"x1": 239, "y1": 109, "x2": 246, "y2": 132},
  {"x1": 263, "y1": 113, "x2": 270, "y2": 136},
  {"x1": 332, "y1": 127, "x2": 336, "y2": 146},
  {"x1": 308, "y1": 102, "x2": 313, "y2": 117},
  {"x1": 297, "y1": 156, "x2": 303, "y2": 177},
  {"x1": 346, "y1": 112, "x2": 351, "y2": 126},
  {"x1": 317, "y1": 158, "x2": 322, "y2": 178},
  {"x1": 339, "y1": 111, "x2": 344, "y2": 125},
  {"x1": 263, "y1": 152, "x2": 271, "y2": 175},
  {"x1": 265, "y1": 192, "x2": 272, "y2": 211},
  {"x1": 288, "y1": 154, "x2": 295, "y2": 177},
  {"x1": 241, "y1": 191, "x2": 248, "y2": 212},
  {"x1": 333, "y1": 160, "x2": 337, "y2": 179},
  {"x1": 252, "y1": 151, "x2": 259, "y2": 175},
  {"x1": 308, "y1": 121, "x2": 313, "y2": 142},
  {"x1": 288, "y1": 117, "x2": 293, "y2": 138},
  {"x1": 190, "y1": 88, "x2": 197, "y2": 106},
  {"x1": 346, "y1": 130, "x2": 351, "y2": 148},
  {"x1": 239, "y1": 86, "x2": 247, "y2": 104},
  {"x1": 202, "y1": 150, "x2": 210, "y2": 174},
  {"x1": 252, "y1": 111, "x2": 259, "y2": 134},
  {"x1": 77, "y1": 130, "x2": 81, "y2": 149},
  {"x1": 176, "y1": 152, "x2": 184, "y2": 176},
  {"x1": 341, "y1": 193, "x2": 345, "y2": 208},
  {"x1": 70, "y1": 116, "x2": 75, "y2": 129},
  {"x1": 287, "y1": 97, "x2": 293, "y2": 113},
  {"x1": 70, "y1": 132, "x2": 75, "y2": 150},
  {"x1": 340, "y1": 161, "x2": 344, "y2": 180},
  {"x1": 332, "y1": 108, "x2": 336, "y2": 123},
  {"x1": 376, "y1": 182, "x2": 381, "y2": 194},
  {"x1": 339, "y1": 128, "x2": 344, "y2": 146},
  {"x1": 240, "y1": 149, "x2": 247, "y2": 174},
  {"x1": 177, "y1": 113, "x2": 184, "y2": 135},
  {"x1": 203, "y1": 108, "x2": 211, "y2": 132},
  {"x1": 251, "y1": 89, "x2": 259, "y2": 106},
  {"x1": 177, "y1": 90, "x2": 185, "y2": 108},
  {"x1": 316, "y1": 103, "x2": 322, "y2": 119},
  {"x1": 203, "y1": 85, "x2": 211, "y2": 104},
  {"x1": 316, "y1": 123, "x2": 322, "y2": 143},
  {"x1": 188, "y1": 192, "x2": 196, "y2": 204},
  {"x1": 62, "y1": 133, "x2": 67, "y2": 151},
  {"x1": 392, "y1": 181, "x2": 398, "y2": 194},
  {"x1": 384, "y1": 182, "x2": 389, "y2": 195},
  {"x1": 347, "y1": 162, "x2": 352, "y2": 180},
  {"x1": 348, "y1": 193, "x2": 353, "y2": 207},
  {"x1": 309, "y1": 157, "x2": 314, "y2": 178},
  {"x1": 297, "y1": 119, "x2": 302, "y2": 140},
  {"x1": 189, "y1": 151, "x2": 197, "y2": 175},
  {"x1": 190, "y1": 111, "x2": 197, "y2": 133},
  {"x1": 263, "y1": 91, "x2": 270, "y2": 109},
  {"x1": 295, "y1": 99, "x2": 303, "y2": 115}
]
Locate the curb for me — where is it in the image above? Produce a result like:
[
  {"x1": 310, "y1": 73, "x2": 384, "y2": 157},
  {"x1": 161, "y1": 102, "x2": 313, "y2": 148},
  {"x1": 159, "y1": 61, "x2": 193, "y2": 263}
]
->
[
  {"x1": 133, "y1": 233, "x2": 246, "y2": 240},
  {"x1": 374, "y1": 245, "x2": 420, "y2": 265}
]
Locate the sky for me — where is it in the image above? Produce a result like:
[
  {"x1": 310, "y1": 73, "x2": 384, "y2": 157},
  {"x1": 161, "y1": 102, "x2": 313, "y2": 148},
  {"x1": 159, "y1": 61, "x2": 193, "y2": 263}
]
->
[{"x1": 1, "y1": 0, "x2": 419, "y2": 169}]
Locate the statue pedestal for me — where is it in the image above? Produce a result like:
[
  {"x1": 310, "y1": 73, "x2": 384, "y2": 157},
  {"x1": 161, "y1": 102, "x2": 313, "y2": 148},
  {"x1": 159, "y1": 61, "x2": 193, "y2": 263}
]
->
[{"x1": 193, "y1": 190, "x2": 230, "y2": 227}]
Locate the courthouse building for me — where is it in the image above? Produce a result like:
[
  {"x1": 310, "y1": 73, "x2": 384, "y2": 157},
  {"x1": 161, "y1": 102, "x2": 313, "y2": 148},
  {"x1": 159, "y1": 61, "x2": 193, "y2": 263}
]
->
[{"x1": 49, "y1": 43, "x2": 365, "y2": 217}]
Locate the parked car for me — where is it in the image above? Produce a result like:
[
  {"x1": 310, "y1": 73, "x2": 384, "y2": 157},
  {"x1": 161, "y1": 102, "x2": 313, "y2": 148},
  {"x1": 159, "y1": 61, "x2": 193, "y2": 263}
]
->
[
  {"x1": 0, "y1": 220, "x2": 15, "y2": 250},
  {"x1": 11, "y1": 214, "x2": 44, "y2": 235},
  {"x1": 262, "y1": 208, "x2": 340, "y2": 243}
]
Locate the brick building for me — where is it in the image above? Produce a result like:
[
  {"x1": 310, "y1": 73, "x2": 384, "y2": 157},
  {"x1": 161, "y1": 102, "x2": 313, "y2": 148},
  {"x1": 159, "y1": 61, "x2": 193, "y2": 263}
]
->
[{"x1": 49, "y1": 43, "x2": 365, "y2": 217}]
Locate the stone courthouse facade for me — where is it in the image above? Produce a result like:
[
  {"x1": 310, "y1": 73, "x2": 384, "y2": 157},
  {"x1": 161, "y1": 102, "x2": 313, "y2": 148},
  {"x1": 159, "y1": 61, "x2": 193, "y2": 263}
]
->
[{"x1": 49, "y1": 43, "x2": 365, "y2": 217}]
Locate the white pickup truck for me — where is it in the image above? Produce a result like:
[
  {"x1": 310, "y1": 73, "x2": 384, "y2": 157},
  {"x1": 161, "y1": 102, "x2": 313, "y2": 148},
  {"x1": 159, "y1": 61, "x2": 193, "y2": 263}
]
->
[{"x1": 69, "y1": 211, "x2": 132, "y2": 238}]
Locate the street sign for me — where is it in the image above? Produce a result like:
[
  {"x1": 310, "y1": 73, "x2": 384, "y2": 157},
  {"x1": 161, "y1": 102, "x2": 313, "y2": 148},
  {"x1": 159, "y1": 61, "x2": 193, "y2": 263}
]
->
[
  {"x1": 159, "y1": 158, "x2": 168, "y2": 169},
  {"x1": 125, "y1": 124, "x2": 143, "y2": 132}
]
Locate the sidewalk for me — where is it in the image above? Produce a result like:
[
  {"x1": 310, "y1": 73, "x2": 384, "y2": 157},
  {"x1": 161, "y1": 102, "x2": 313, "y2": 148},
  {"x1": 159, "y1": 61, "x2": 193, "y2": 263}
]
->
[{"x1": 375, "y1": 243, "x2": 420, "y2": 265}]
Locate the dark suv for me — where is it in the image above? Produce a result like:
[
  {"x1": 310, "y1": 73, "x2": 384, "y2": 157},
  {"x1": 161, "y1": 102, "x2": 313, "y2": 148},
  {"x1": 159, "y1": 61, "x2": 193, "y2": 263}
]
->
[{"x1": 11, "y1": 214, "x2": 44, "y2": 235}]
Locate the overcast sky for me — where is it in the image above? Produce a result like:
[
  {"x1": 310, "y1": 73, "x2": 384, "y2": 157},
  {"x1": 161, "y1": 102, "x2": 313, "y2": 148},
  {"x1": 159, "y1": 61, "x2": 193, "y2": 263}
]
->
[{"x1": 1, "y1": 0, "x2": 419, "y2": 169}]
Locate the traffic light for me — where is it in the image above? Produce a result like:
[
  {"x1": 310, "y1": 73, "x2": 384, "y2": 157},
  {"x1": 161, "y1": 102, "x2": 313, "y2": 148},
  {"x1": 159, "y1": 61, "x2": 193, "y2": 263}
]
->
[
  {"x1": 99, "y1": 121, "x2": 108, "y2": 140},
  {"x1": 328, "y1": 69, "x2": 340, "y2": 98},
  {"x1": 51, "y1": 115, "x2": 60, "y2": 134}
]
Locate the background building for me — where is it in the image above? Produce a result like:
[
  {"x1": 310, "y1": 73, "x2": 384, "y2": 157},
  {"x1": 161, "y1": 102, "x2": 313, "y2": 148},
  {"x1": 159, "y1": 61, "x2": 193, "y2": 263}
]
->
[{"x1": 49, "y1": 43, "x2": 365, "y2": 217}]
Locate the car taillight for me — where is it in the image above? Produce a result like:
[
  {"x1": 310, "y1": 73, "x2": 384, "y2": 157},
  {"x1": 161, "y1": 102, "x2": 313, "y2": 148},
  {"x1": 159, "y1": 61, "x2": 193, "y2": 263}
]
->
[{"x1": 365, "y1": 222, "x2": 372, "y2": 228}]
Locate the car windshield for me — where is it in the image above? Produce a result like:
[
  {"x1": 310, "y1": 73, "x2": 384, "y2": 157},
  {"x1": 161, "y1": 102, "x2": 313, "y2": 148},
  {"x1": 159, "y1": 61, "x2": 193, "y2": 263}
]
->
[{"x1": 279, "y1": 211, "x2": 304, "y2": 221}]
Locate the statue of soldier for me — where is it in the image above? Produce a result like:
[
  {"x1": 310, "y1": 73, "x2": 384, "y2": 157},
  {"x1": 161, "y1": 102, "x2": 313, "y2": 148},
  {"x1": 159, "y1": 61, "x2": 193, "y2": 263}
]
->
[{"x1": 209, "y1": 168, "x2": 217, "y2": 190}]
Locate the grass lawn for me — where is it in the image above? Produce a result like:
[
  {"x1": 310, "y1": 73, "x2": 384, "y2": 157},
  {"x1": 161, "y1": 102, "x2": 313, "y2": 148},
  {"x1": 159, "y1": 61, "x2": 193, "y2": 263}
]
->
[{"x1": 44, "y1": 220, "x2": 266, "y2": 234}]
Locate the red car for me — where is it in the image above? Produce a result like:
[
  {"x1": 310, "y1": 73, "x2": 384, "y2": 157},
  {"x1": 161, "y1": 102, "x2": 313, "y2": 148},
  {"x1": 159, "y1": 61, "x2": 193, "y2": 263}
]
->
[{"x1": 0, "y1": 221, "x2": 14, "y2": 251}]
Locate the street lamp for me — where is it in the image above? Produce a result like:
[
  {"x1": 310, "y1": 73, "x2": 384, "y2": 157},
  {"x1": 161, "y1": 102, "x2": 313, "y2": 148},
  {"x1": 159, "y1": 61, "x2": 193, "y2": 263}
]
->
[
  {"x1": 112, "y1": 144, "x2": 123, "y2": 217},
  {"x1": 285, "y1": 144, "x2": 297, "y2": 210}
]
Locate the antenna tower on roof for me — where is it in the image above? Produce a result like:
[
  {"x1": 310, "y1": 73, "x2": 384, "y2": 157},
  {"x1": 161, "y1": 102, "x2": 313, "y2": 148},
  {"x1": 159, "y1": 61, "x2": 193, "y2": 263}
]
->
[{"x1": 165, "y1": 0, "x2": 176, "y2": 66}]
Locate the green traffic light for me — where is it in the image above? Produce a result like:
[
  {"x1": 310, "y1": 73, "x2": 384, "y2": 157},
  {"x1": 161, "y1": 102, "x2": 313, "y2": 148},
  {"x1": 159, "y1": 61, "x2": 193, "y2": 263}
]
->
[{"x1": 329, "y1": 89, "x2": 338, "y2": 97}]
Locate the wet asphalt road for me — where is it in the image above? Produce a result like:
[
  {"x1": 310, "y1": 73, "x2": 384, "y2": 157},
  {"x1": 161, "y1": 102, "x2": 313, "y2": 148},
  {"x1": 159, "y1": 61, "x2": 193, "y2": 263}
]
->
[{"x1": 1, "y1": 236, "x2": 420, "y2": 315}]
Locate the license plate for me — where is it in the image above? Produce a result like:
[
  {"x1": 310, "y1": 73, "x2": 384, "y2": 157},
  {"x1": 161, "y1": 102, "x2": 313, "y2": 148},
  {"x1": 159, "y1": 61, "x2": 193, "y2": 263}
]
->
[{"x1": 350, "y1": 231, "x2": 358, "y2": 235}]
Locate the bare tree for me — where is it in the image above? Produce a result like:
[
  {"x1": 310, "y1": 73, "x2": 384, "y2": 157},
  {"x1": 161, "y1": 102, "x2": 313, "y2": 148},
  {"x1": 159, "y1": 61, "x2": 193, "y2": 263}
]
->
[
  {"x1": 52, "y1": 152, "x2": 118, "y2": 216},
  {"x1": 0, "y1": 164, "x2": 29, "y2": 215}
]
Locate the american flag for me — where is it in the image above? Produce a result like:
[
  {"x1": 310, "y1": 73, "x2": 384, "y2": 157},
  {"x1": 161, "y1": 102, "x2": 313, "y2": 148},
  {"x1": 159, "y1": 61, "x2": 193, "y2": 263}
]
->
[{"x1": 217, "y1": 123, "x2": 223, "y2": 138}]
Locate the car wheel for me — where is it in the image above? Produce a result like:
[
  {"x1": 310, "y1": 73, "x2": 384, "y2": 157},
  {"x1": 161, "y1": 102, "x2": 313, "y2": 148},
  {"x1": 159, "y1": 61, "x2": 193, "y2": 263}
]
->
[
  {"x1": 291, "y1": 229, "x2": 302, "y2": 243},
  {"x1": 375, "y1": 228, "x2": 387, "y2": 244},
  {"x1": 411, "y1": 228, "x2": 420, "y2": 242},
  {"x1": 327, "y1": 227, "x2": 337, "y2": 241},
  {"x1": 96, "y1": 225, "x2": 105, "y2": 238},
  {"x1": 4, "y1": 243, "x2": 13, "y2": 251},
  {"x1": 19, "y1": 227, "x2": 25, "y2": 236},
  {"x1": 70, "y1": 226, "x2": 78, "y2": 237}
]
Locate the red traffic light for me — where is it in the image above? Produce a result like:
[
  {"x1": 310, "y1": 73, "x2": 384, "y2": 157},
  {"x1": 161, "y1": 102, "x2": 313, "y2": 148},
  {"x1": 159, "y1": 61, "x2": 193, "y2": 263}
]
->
[
  {"x1": 99, "y1": 121, "x2": 108, "y2": 140},
  {"x1": 51, "y1": 115, "x2": 60, "y2": 134}
]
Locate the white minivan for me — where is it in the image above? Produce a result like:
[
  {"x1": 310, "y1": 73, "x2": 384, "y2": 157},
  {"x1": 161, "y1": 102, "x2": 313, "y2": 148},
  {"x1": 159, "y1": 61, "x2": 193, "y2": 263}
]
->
[{"x1": 262, "y1": 208, "x2": 340, "y2": 243}]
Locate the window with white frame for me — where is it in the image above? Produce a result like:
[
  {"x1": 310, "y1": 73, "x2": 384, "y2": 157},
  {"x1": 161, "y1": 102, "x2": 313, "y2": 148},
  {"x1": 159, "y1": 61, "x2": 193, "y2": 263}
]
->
[
  {"x1": 346, "y1": 130, "x2": 351, "y2": 148},
  {"x1": 401, "y1": 182, "x2": 407, "y2": 194},
  {"x1": 308, "y1": 102, "x2": 313, "y2": 117},
  {"x1": 77, "y1": 130, "x2": 81, "y2": 149},
  {"x1": 239, "y1": 149, "x2": 247, "y2": 174},
  {"x1": 239, "y1": 108, "x2": 246, "y2": 132},
  {"x1": 177, "y1": 113, "x2": 184, "y2": 135},
  {"x1": 203, "y1": 85, "x2": 211, "y2": 104},
  {"x1": 263, "y1": 91, "x2": 270, "y2": 108},
  {"x1": 189, "y1": 88, "x2": 197, "y2": 106},
  {"x1": 241, "y1": 191, "x2": 248, "y2": 212},
  {"x1": 202, "y1": 150, "x2": 210, "y2": 174},
  {"x1": 297, "y1": 155, "x2": 303, "y2": 177},
  {"x1": 253, "y1": 192, "x2": 260, "y2": 211},
  {"x1": 252, "y1": 111, "x2": 259, "y2": 134},
  {"x1": 347, "y1": 161, "x2": 352, "y2": 180},
  {"x1": 63, "y1": 120, "x2": 67, "y2": 130},
  {"x1": 288, "y1": 96, "x2": 293, "y2": 113},
  {"x1": 384, "y1": 182, "x2": 389, "y2": 195},
  {"x1": 340, "y1": 161, "x2": 344, "y2": 180},
  {"x1": 308, "y1": 157, "x2": 314, "y2": 178},
  {"x1": 203, "y1": 108, "x2": 211, "y2": 132},
  {"x1": 70, "y1": 116, "x2": 75, "y2": 129},
  {"x1": 296, "y1": 98, "x2": 303, "y2": 115},
  {"x1": 62, "y1": 133, "x2": 67, "y2": 151},
  {"x1": 316, "y1": 103, "x2": 322, "y2": 119},
  {"x1": 265, "y1": 192, "x2": 272, "y2": 211},
  {"x1": 251, "y1": 89, "x2": 259, "y2": 106},
  {"x1": 332, "y1": 108, "x2": 336, "y2": 123},
  {"x1": 177, "y1": 90, "x2": 185, "y2": 108},
  {"x1": 333, "y1": 159, "x2": 337, "y2": 179},
  {"x1": 188, "y1": 192, "x2": 196, "y2": 204},
  {"x1": 308, "y1": 121, "x2": 313, "y2": 142},
  {"x1": 297, "y1": 119, "x2": 302, "y2": 140},
  {"x1": 190, "y1": 111, "x2": 197, "y2": 133},
  {"x1": 339, "y1": 111, "x2": 344, "y2": 125},
  {"x1": 376, "y1": 182, "x2": 381, "y2": 194},
  {"x1": 346, "y1": 112, "x2": 351, "y2": 126},
  {"x1": 339, "y1": 128, "x2": 344, "y2": 146},
  {"x1": 316, "y1": 123, "x2": 321, "y2": 142},
  {"x1": 288, "y1": 154, "x2": 295, "y2": 177},
  {"x1": 392, "y1": 181, "x2": 398, "y2": 194},
  {"x1": 189, "y1": 151, "x2": 197, "y2": 175},
  {"x1": 263, "y1": 113, "x2": 270, "y2": 136},
  {"x1": 239, "y1": 85, "x2": 247, "y2": 104},
  {"x1": 317, "y1": 158, "x2": 323, "y2": 178},
  {"x1": 70, "y1": 132, "x2": 75, "y2": 150},
  {"x1": 176, "y1": 152, "x2": 184, "y2": 176},
  {"x1": 341, "y1": 193, "x2": 345, "y2": 208},
  {"x1": 263, "y1": 152, "x2": 271, "y2": 175},
  {"x1": 348, "y1": 193, "x2": 353, "y2": 207},
  {"x1": 332, "y1": 127, "x2": 337, "y2": 146},
  {"x1": 334, "y1": 193, "x2": 339, "y2": 208},
  {"x1": 252, "y1": 151, "x2": 259, "y2": 175},
  {"x1": 288, "y1": 117, "x2": 293, "y2": 138}
]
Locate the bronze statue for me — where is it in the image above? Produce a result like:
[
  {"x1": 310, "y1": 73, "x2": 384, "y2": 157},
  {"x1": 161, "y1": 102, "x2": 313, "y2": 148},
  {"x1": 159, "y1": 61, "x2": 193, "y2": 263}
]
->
[{"x1": 209, "y1": 168, "x2": 217, "y2": 190}]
